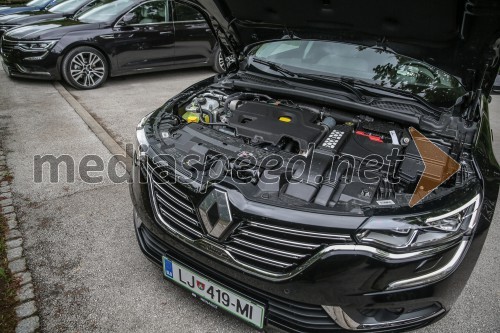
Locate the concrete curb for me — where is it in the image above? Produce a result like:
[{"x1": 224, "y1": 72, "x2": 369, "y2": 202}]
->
[
  {"x1": 52, "y1": 82, "x2": 132, "y2": 171},
  {"x1": 0, "y1": 148, "x2": 40, "y2": 333}
]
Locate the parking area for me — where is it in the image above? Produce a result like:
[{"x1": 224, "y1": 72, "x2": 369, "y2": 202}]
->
[{"x1": 0, "y1": 68, "x2": 499, "y2": 332}]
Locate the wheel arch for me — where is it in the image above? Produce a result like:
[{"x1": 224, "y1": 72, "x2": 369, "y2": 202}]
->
[{"x1": 58, "y1": 42, "x2": 114, "y2": 78}]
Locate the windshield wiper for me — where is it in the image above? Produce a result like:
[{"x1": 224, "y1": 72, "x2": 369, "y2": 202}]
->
[
  {"x1": 251, "y1": 58, "x2": 298, "y2": 78},
  {"x1": 251, "y1": 58, "x2": 366, "y2": 102},
  {"x1": 341, "y1": 77, "x2": 439, "y2": 110}
]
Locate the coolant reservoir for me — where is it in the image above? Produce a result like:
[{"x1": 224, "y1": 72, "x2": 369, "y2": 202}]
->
[{"x1": 182, "y1": 112, "x2": 209, "y2": 123}]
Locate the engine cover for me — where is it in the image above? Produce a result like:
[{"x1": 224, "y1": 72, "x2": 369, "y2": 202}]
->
[{"x1": 226, "y1": 101, "x2": 323, "y2": 152}]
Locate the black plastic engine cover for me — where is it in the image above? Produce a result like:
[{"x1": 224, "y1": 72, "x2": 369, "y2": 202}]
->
[{"x1": 227, "y1": 101, "x2": 323, "y2": 152}]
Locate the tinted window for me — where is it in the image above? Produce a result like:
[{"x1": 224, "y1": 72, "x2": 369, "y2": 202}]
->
[
  {"x1": 77, "y1": 0, "x2": 135, "y2": 23},
  {"x1": 27, "y1": 0, "x2": 51, "y2": 7},
  {"x1": 125, "y1": 0, "x2": 168, "y2": 24},
  {"x1": 174, "y1": 3, "x2": 203, "y2": 21},
  {"x1": 45, "y1": 0, "x2": 66, "y2": 8},
  {"x1": 49, "y1": 0, "x2": 96, "y2": 14}
]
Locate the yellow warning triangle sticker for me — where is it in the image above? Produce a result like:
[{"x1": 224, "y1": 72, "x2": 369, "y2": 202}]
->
[{"x1": 408, "y1": 127, "x2": 461, "y2": 207}]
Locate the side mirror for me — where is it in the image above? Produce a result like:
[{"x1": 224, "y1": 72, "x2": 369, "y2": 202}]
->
[{"x1": 120, "y1": 12, "x2": 137, "y2": 25}]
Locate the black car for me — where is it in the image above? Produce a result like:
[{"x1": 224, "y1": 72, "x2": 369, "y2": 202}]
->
[
  {"x1": 0, "y1": 0, "x2": 223, "y2": 89},
  {"x1": 0, "y1": 0, "x2": 65, "y2": 16},
  {"x1": 0, "y1": 0, "x2": 100, "y2": 37},
  {"x1": 130, "y1": 0, "x2": 500, "y2": 332}
]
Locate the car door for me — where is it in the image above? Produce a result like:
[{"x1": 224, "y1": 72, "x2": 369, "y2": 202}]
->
[
  {"x1": 172, "y1": 1, "x2": 215, "y2": 66},
  {"x1": 113, "y1": 0, "x2": 174, "y2": 73}
]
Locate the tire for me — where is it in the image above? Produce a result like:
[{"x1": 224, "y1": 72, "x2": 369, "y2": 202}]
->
[
  {"x1": 212, "y1": 47, "x2": 226, "y2": 73},
  {"x1": 62, "y1": 46, "x2": 109, "y2": 90}
]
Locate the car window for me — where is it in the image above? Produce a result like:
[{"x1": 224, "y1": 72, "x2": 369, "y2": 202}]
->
[
  {"x1": 121, "y1": 0, "x2": 169, "y2": 25},
  {"x1": 45, "y1": 0, "x2": 66, "y2": 9},
  {"x1": 26, "y1": 0, "x2": 51, "y2": 7},
  {"x1": 73, "y1": 0, "x2": 106, "y2": 15},
  {"x1": 76, "y1": 0, "x2": 135, "y2": 23},
  {"x1": 174, "y1": 3, "x2": 203, "y2": 22},
  {"x1": 49, "y1": 0, "x2": 96, "y2": 14}
]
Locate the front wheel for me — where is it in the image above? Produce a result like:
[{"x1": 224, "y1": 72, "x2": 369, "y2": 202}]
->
[
  {"x1": 212, "y1": 48, "x2": 226, "y2": 73},
  {"x1": 62, "y1": 46, "x2": 108, "y2": 90}
]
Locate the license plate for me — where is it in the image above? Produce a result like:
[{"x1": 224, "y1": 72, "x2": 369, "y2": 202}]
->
[{"x1": 163, "y1": 257, "x2": 265, "y2": 329}]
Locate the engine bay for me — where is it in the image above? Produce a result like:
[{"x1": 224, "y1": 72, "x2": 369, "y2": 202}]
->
[{"x1": 151, "y1": 85, "x2": 477, "y2": 214}]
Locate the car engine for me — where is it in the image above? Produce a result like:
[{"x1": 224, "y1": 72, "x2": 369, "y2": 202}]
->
[{"x1": 150, "y1": 87, "x2": 477, "y2": 214}]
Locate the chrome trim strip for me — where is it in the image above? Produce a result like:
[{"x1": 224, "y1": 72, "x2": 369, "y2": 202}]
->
[
  {"x1": 386, "y1": 240, "x2": 469, "y2": 290},
  {"x1": 14, "y1": 64, "x2": 50, "y2": 76},
  {"x1": 230, "y1": 238, "x2": 306, "y2": 259},
  {"x1": 246, "y1": 221, "x2": 352, "y2": 241},
  {"x1": 426, "y1": 194, "x2": 480, "y2": 225},
  {"x1": 238, "y1": 229, "x2": 319, "y2": 250},
  {"x1": 225, "y1": 245, "x2": 293, "y2": 268},
  {"x1": 322, "y1": 305, "x2": 446, "y2": 330},
  {"x1": 155, "y1": 194, "x2": 198, "y2": 226},
  {"x1": 153, "y1": 180, "x2": 194, "y2": 212}
]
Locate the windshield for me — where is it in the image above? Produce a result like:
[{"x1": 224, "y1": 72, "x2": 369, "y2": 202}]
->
[
  {"x1": 27, "y1": 0, "x2": 51, "y2": 7},
  {"x1": 76, "y1": 0, "x2": 133, "y2": 23},
  {"x1": 248, "y1": 40, "x2": 467, "y2": 107},
  {"x1": 49, "y1": 0, "x2": 89, "y2": 13}
]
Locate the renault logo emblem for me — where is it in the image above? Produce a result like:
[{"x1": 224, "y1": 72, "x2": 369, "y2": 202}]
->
[{"x1": 199, "y1": 189, "x2": 233, "y2": 240}]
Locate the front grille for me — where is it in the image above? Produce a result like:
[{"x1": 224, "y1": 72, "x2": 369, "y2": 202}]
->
[
  {"x1": 226, "y1": 221, "x2": 352, "y2": 274},
  {"x1": 142, "y1": 159, "x2": 352, "y2": 274},
  {"x1": 137, "y1": 225, "x2": 340, "y2": 332},
  {"x1": 147, "y1": 163, "x2": 204, "y2": 239},
  {"x1": 0, "y1": 38, "x2": 16, "y2": 58}
]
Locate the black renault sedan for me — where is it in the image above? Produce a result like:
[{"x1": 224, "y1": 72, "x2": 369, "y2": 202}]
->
[
  {"x1": 130, "y1": 0, "x2": 500, "y2": 332},
  {"x1": 0, "y1": 0, "x2": 65, "y2": 16},
  {"x1": 0, "y1": 0, "x2": 223, "y2": 89},
  {"x1": 0, "y1": 0, "x2": 100, "y2": 37}
]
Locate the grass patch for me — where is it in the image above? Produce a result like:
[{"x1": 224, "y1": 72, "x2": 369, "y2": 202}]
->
[{"x1": 0, "y1": 214, "x2": 19, "y2": 333}]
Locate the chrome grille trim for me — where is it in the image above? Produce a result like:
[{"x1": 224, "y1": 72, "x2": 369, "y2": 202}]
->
[
  {"x1": 155, "y1": 194, "x2": 199, "y2": 226},
  {"x1": 153, "y1": 181, "x2": 195, "y2": 213},
  {"x1": 225, "y1": 246, "x2": 294, "y2": 268},
  {"x1": 246, "y1": 221, "x2": 352, "y2": 241},
  {"x1": 0, "y1": 38, "x2": 16, "y2": 57},
  {"x1": 237, "y1": 229, "x2": 320, "y2": 250},
  {"x1": 227, "y1": 220, "x2": 354, "y2": 273},
  {"x1": 147, "y1": 164, "x2": 203, "y2": 239},
  {"x1": 230, "y1": 238, "x2": 307, "y2": 259}
]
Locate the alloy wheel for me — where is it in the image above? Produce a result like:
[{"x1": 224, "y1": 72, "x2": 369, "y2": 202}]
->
[
  {"x1": 218, "y1": 51, "x2": 227, "y2": 72},
  {"x1": 69, "y1": 52, "x2": 106, "y2": 88}
]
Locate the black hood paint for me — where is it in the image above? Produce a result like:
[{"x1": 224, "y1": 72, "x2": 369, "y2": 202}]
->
[
  {"x1": 4, "y1": 18, "x2": 100, "y2": 40},
  {"x1": 185, "y1": 0, "x2": 500, "y2": 90},
  {"x1": 0, "y1": 11, "x2": 63, "y2": 25}
]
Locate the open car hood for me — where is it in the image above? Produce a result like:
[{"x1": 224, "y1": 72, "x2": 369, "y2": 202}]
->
[{"x1": 184, "y1": 0, "x2": 500, "y2": 91}]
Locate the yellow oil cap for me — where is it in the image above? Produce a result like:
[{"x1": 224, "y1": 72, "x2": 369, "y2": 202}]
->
[{"x1": 279, "y1": 116, "x2": 292, "y2": 123}]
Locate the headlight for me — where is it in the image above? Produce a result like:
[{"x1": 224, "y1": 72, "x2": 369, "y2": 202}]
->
[
  {"x1": 134, "y1": 113, "x2": 154, "y2": 165},
  {"x1": 15, "y1": 40, "x2": 57, "y2": 52},
  {"x1": 356, "y1": 195, "x2": 480, "y2": 251}
]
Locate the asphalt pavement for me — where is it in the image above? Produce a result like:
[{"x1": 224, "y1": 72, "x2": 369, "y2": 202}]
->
[{"x1": 0, "y1": 68, "x2": 499, "y2": 333}]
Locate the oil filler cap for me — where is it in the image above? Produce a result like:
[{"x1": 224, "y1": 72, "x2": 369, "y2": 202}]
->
[{"x1": 279, "y1": 116, "x2": 292, "y2": 123}]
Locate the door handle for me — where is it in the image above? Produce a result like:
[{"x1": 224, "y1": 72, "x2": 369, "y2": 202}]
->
[{"x1": 159, "y1": 31, "x2": 174, "y2": 35}]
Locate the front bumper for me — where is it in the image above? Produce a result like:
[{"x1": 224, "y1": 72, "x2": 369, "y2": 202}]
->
[
  {"x1": 134, "y1": 212, "x2": 448, "y2": 332},
  {"x1": 0, "y1": 41, "x2": 61, "y2": 80},
  {"x1": 131, "y1": 171, "x2": 491, "y2": 332}
]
